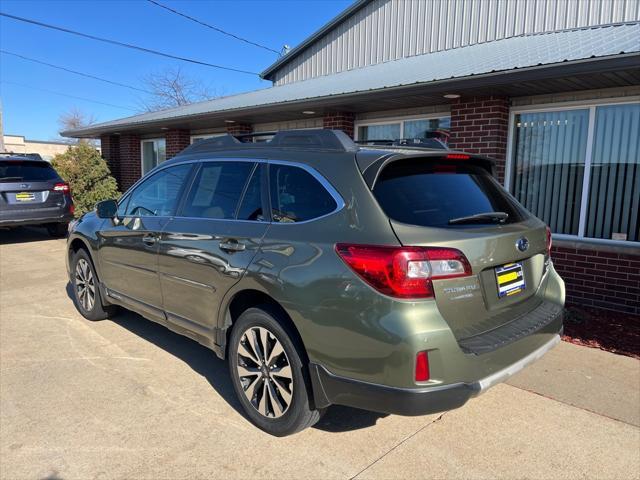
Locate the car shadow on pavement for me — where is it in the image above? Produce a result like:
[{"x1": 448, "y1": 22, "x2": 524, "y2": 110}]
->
[
  {"x1": 65, "y1": 283, "x2": 388, "y2": 433},
  {"x1": 0, "y1": 226, "x2": 60, "y2": 244}
]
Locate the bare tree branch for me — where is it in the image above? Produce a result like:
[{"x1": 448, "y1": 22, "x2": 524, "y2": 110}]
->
[
  {"x1": 57, "y1": 107, "x2": 97, "y2": 144},
  {"x1": 138, "y1": 67, "x2": 221, "y2": 112}
]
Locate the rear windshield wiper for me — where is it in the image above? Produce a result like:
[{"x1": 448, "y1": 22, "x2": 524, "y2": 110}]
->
[
  {"x1": 0, "y1": 176, "x2": 24, "y2": 182},
  {"x1": 449, "y1": 211, "x2": 509, "y2": 225}
]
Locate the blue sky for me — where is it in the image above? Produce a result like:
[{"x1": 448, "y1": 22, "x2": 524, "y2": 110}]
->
[{"x1": 0, "y1": 0, "x2": 351, "y2": 140}]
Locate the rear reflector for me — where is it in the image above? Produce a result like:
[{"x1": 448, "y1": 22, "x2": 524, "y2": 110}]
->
[
  {"x1": 53, "y1": 182, "x2": 70, "y2": 193},
  {"x1": 446, "y1": 153, "x2": 470, "y2": 160},
  {"x1": 415, "y1": 351, "x2": 430, "y2": 381},
  {"x1": 335, "y1": 244, "x2": 472, "y2": 299}
]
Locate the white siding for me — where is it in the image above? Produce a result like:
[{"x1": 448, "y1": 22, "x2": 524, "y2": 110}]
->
[{"x1": 271, "y1": 0, "x2": 640, "y2": 85}]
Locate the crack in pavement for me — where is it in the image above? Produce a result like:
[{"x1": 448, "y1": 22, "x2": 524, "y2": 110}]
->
[{"x1": 349, "y1": 413, "x2": 446, "y2": 480}]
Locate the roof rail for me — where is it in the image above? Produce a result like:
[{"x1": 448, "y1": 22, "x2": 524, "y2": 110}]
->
[{"x1": 184, "y1": 129, "x2": 359, "y2": 153}]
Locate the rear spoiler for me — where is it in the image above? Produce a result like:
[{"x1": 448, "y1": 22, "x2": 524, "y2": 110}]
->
[{"x1": 359, "y1": 152, "x2": 496, "y2": 188}]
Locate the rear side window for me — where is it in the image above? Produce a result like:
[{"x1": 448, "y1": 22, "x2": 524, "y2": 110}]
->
[
  {"x1": 373, "y1": 160, "x2": 527, "y2": 228},
  {"x1": 182, "y1": 161, "x2": 254, "y2": 219},
  {"x1": 0, "y1": 160, "x2": 59, "y2": 182},
  {"x1": 269, "y1": 164, "x2": 337, "y2": 223}
]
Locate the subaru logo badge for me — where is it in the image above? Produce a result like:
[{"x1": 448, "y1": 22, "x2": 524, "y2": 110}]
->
[{"x1": 516, "y1": 237, "x2": 529, "y2": 252}]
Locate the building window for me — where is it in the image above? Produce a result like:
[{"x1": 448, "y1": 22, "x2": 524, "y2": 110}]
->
[
  {"x1": 141, "y1": 138, "x2": 166, "y2": 174},
  {"x1": 357, "y1": 123, "x2": 401, "y2": 141},
  {"x1": 190, "y1": 133, "x2": 225, "y2": 144},
  {"x1": 356, "y1": 116, "x2": 450, "y2": 145},
  {"x1": 509, "y1": 102, "x2": 639, "y2": 243}
]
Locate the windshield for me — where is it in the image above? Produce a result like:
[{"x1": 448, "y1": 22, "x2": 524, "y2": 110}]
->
[
  {"x1": 373, "y1": 160, "x2": 528, "y2": 228},
  {"x1": 0, "y1": 160, "x2": 60, "y2": 182}
]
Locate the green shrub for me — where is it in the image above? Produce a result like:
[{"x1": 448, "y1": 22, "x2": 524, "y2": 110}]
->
[{"x1": 52, "y1": 144, "x2": 120, "y2": 217}]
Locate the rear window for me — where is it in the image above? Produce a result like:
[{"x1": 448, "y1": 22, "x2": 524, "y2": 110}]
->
[
  {"x1": 269, "y1": 164, "x2": 337, "y2": 223},
  {"x1": 0, "y1": 160, "x2": 60, "y2": 182},
  {"x1": 373, "y1": 160, "x2": 527, "y2": 228}
]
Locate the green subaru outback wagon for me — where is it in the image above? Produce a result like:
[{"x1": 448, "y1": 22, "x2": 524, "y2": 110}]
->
[{"x1": 67, "y1": 130, "x2": 564, "y2": 436}]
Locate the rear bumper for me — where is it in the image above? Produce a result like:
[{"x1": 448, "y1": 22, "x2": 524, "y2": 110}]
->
[
  {"x1": 0, "y1": 209, "x2": 73, "y2": 227},
  {"x1": 310, "y1": 333, "x2": 561, "y2": 416}
]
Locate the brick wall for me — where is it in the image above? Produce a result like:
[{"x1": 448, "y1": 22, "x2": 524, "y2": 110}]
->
[
  {"x1": 100, "y1": 134, "x2": 120, "y2": 188},
  {"x1": 165, "y1": 129, "x2": 191, "y2": 158},
  {"x1": 323, "y1": 112, "x2": 355, "y2": 138},
  {"x1": 449, "y1": 96, "x2": 509, "y2": 183},
  {"x1": 552, "y1": 244, "x2": 640, "y2": 315},
  {"x1": 118, "y1": 134, "x2": 141, "y2": 192},
  {"x1": 226, "y1": 123, "x2": 253, "y2": 138}
]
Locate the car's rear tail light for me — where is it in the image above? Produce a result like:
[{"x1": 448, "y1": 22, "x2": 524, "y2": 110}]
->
[
  {"x1": 335, "y1": 244, "x2": 472, "y2": 299},
  {"x1": 545, "y1": 226, "x2": 552, "y2": 257},
  {"x1": 53, "y1": 182, "x2": 70, "y2": 194},
  {"x1": 415, "y1": 351, "x2": 430, "y2": 381}
]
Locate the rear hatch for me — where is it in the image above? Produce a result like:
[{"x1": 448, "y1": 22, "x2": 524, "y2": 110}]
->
[
  {"x1": 0, "y1": 159, "x2": 70, "y2": 217},
  {"x1": 370, "y1": 155, "x2": 549, "y2": 340}
]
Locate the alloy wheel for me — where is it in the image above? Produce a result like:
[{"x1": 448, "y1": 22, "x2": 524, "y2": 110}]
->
[
  {"x1": 236, "y1": 326, "x2": 293, "y2": 418},
  {"x1": 75, "y1": 258, "x2": 95, "y2": 312}
]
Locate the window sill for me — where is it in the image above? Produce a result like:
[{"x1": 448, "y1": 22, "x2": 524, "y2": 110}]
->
[{"x1": 553, "y1": 235, "x2": 640, "y2": 255}]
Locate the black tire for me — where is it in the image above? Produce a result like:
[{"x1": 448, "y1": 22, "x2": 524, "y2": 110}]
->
[
  {"x1": 70, "y1": 249, "x2": 116, "y2": 321},
  {"x1": 228, "y1": 306, "x2": 322, "y2": 436},
  {"x1": 47, "y1": 222, "x2": 68, "y2": 237}
]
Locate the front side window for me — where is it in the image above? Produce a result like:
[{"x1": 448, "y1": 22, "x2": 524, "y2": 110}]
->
[
  {"x1": 141, "y1": 139, "x2": 166, "y2": 174},
  {"x1": 181, "y1": 161, "x2": 255, "y2": 219},
  {"x1": 510, "y1": 103, "x2": 639, "y2": 242},
  {"x1": 125, "y1": 164, "x2": 191, "y2": 217},
  {"x1": 269, "y1": 164, "x2": 337, "y2": 223}
]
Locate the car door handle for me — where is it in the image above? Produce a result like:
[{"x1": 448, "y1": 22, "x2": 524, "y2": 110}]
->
[
  {"x1": 142, "y1": 234, "x2": 158, "y2": 246},
  {"x1": 219, "y1": 240, "x2": 246, "y2": 252}
]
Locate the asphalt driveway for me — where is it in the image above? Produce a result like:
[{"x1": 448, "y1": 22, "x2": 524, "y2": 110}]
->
[{"x1": 1, "y1": 227, "x2": 639, "y2": 480}]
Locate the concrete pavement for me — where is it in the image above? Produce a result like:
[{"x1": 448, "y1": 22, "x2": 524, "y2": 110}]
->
[{"x1": 1, "y1": 227, "x2": 639, "y2": 480}]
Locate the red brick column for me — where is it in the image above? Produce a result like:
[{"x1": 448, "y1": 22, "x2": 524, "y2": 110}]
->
[
  {"x1": 118, "y1": 134, "x2": 141, "y2": 192},
  {"x1": 323, "y1": 112, "x2": 355, "y2": 138},
  {"x1": 100, "y1": 134, "x2": 121, "y2": 190},
  {"x1": 226, "y1": 123, "x2": 253, "y2": 136},
  {"x1": 449, "y1": 96, "x2": 509, "y2": 183},
  {"x1": 165, "y1": 129, "x2": 191, "y2": 159}
]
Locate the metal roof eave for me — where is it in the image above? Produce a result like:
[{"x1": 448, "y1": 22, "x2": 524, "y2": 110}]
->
[{"x1": 63, "y1": 52, "x2": 640, "y2": 139}]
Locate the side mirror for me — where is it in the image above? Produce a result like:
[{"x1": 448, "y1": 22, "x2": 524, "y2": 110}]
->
[{"x1": 96, "y1": 199, "x2": 118, "y2": 219}]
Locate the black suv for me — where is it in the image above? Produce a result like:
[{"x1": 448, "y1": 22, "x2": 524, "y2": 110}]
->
[{"x1": 0, "y1": 155, "x2": 74, "y2": 236}]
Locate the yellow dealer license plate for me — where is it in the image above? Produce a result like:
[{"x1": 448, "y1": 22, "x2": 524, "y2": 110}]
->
[
  {"x1": 15, "y1": 192, "x2": 35, "y2": 202},
  {"x1": 495, "y1": 262, "x2": 525, "y2": 298}
]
